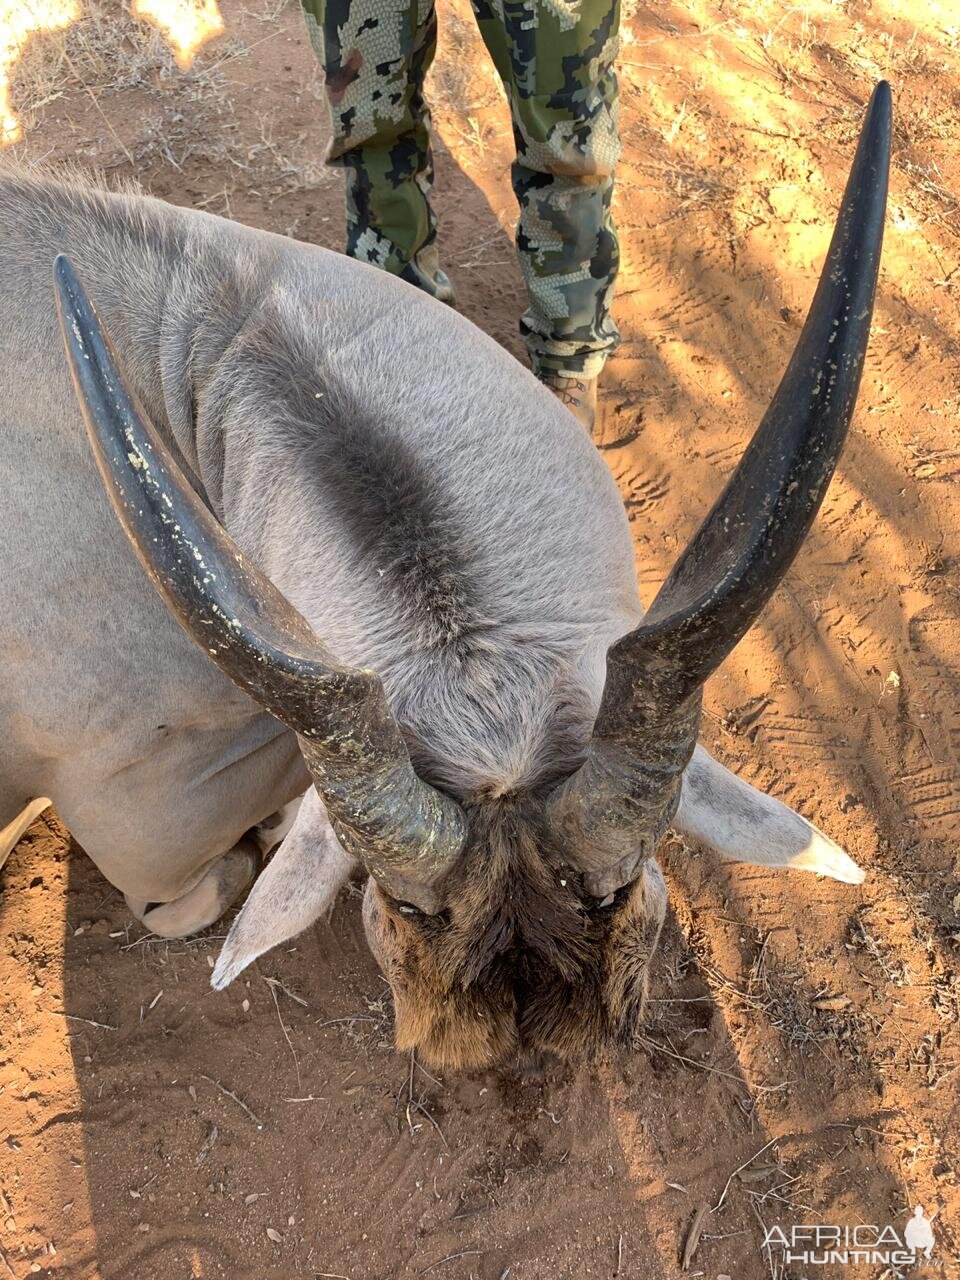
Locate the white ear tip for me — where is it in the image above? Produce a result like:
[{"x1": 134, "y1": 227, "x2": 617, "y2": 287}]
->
[
  {"x1": 211, "y1": 954, "x2": 243, "y2": 990},
  {"x1": 789, "y1": 834, "x2": 866, "y2": 885},
  {"x1": 823, "y1": 859, "x2": 866, "y2": 885}
]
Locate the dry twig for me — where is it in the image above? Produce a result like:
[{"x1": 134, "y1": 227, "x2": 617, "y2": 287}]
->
[
  {"x1": 713, "y1": 1137, "x2": 781, "y2": 1212},
  {"x1": 201, "y1": 1074, "x2": 264, "y2": 1129},
  {"x1": 681, "y1": 1204, "x2": 710, "y2": 1270}
]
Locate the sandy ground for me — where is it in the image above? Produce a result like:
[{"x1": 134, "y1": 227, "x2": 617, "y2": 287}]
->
[{"x1": 2, "y1": 0, "x2": 960, "y2": 1277}]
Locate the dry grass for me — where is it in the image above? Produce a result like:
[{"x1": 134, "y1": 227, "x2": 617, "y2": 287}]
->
[
  {"x1": 9, "y1": 4, "x2": 231, "y2": 130},
  {"x1": 5, "y1": 0, "x2": 335, "y2": 229}
]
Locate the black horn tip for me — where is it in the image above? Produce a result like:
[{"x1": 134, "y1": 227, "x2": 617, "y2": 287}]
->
[
  {"x1": 53, "y1": 252, "x2": 147, "y2": 502},
  {"x1": 53, "y1": 253, "x2": 86, "y2": 323},
  {"x1": 871, "y1": 79, "x2": 892, "y2": 113},
  {"x1": 865, "y1": 80, "x2": 892, "y2": 149},
  {"x1": 53, "y1": 253, "x2": 114, "y2": 405},
  {"x1": 54, "y1": 254, "x2": 79, "y2": 324}
]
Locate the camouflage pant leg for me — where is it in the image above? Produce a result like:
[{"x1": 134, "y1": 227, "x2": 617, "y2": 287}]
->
[
  {"x1": 469, "y1": 0, "x2": 621, "y2": 378},
  {"x1": 300, "y1": 0, "x2": 454, "y2": 300}
]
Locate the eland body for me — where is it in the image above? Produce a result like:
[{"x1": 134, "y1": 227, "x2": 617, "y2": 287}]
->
[{"x1": 0, "y1": 85, "x2": 890, "y2": 1067}]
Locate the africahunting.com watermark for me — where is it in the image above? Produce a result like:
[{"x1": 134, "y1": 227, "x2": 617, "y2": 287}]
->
[{"x1": 763, "y1": 1206, "x2": 941, "y2": 1267}]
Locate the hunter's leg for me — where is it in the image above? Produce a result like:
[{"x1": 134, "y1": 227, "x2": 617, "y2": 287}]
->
[
  {"x1": 470, "y1": 0, "x2": 622, "y2": 428},
  {"x1": 300, "y1": 0, "x2": 454, "y2": 300}
]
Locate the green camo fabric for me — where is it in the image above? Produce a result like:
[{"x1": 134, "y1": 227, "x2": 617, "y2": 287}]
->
[{"x1": 300, "y1": 0, "x2": 621, "y2": 377}]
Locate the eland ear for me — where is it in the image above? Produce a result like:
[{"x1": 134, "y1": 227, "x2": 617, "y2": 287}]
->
[
  {"x1": 212, "y1": 789, "x2": 355, "y2": 989},
  {"x1": 674, "y1": 747, "x2": 865, "y2": 885}
]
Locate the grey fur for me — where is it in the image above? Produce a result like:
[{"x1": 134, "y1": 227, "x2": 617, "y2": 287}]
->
[
  {"x1": 0, "y1": 162, "x2": 633, "y2": 905},
  {"x1": 1, "y1": 162, "x2": 861, "y2": 954}
]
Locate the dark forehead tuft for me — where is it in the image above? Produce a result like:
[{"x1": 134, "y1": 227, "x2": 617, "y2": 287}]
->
[{"x1": 241, "y1": 317, "x2": 483, "y2": 655}]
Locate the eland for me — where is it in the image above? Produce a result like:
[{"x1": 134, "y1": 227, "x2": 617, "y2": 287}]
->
[{"x1": 0, "y1": 85, "x2": 890, "y2": 1068}]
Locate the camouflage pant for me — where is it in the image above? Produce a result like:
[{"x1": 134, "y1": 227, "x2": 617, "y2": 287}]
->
[{"x1": 300, "y1": 0, "x2": 621, "y2": 378}]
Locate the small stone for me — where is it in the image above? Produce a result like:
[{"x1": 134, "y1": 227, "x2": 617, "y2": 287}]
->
[{"x1": 812, "y1": 994, "x2": 851, "y2": 1011}]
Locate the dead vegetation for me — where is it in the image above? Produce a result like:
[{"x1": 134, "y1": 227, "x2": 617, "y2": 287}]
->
[
  {"x1": 9, "y1": 4, "x2": 231, "y2": 133},
  {"x1": 7, "y1": 0, "x2": 332, "y2": 223}
]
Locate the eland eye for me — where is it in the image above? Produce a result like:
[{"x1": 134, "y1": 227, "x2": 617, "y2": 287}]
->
[{"x1": 586, "y1": 885, "x2": 628, "y2": 913}]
